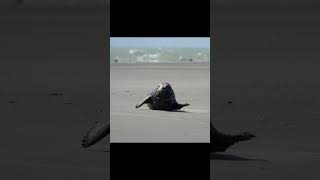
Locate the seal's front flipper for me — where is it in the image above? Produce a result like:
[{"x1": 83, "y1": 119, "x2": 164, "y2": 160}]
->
[
  {"x1": 82, "y1": 121, "x2": 109, "y2": 148},
  {"x1": 135, "y1": 95, "x2": 152, "y2": 108}
]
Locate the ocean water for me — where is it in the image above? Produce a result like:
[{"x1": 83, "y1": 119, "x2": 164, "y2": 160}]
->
[{"x1": 110, "y1": 47, "x2": 210, "y2": 64}]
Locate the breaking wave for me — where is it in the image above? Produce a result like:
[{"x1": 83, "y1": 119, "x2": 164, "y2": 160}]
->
[{"x1": 111, "y1": 47, "x2": 210, "y2": 64}]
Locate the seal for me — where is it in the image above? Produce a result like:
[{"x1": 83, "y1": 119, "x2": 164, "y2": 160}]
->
[
  {"x1": 211, "y1": 122, "x2": 255, "y2": 152},
  {"x1": 135, "y1": 82, "x2": 189, "y2": 111}
]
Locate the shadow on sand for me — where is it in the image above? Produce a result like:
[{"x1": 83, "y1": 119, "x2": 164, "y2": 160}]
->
[
  {"x1": 87, "y1": 147, "x2": 110, "y2": 152},
  {"x1": 167, "y1": 109, "x2": 190, "y2": 113},
  {"x1": 88, "y1": 149, "x2": 110, "y2": 152},
  {"x1": 211, "y1": 153, "x2": 269, "y2": 162},
  {"x1": 139, "y1": 109, "x2": 191, "y2": 113}
]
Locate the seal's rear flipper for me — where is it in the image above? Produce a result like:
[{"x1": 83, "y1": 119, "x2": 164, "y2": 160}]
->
[
  {"x1": 174, "y1": 103, "x2": 190, "y2": 110},
  {"x1": 82, "y1": 121, "x2": 110, "y2": 148},
  {"x1": 135, "y1": 95, "x2": 152, "y2": 108},
  {"x1": 233, "y1": 132, "x2": 256, "y2": 141},
  {"x1": 211, "y1": 131, "x2": 255, "y2": 152}
]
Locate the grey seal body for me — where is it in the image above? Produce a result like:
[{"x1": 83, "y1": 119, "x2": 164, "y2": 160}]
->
[
  {"x1": 211, "y1": 122, "x2": 255, "y2": 152},
  {"x1": 135, "y1": 82, "x2": 189, "y2": 111}
]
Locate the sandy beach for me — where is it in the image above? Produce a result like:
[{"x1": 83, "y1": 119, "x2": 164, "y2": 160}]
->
[
  {"x1": 0, "y1": 9, "x2": 109, "y2": 179},
  {"x1": 110, "y1": 63, "x2": 210, "y2": 143},
  {"x1": 212, "y1": 4, "x2": 320, "y2": 179}
]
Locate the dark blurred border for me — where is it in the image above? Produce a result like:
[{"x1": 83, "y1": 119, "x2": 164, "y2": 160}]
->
[{"x1": 111, "y1": 0, "x2": 209, "y2": 37}]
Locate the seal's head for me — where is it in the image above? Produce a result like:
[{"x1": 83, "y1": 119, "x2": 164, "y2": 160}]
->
[{"x1": 155, "y1": 82, "x2": 174, "y2": 100}]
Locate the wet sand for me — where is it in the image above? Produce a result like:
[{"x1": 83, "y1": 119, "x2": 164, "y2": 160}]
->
[{"x1": 110, "y1": 63, "x2": 210, "y2": 143}]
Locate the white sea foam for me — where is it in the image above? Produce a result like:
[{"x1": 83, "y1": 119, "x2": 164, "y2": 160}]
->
[{"x1": 111, "y1": 47, "x2": 210, "y2": 64}]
